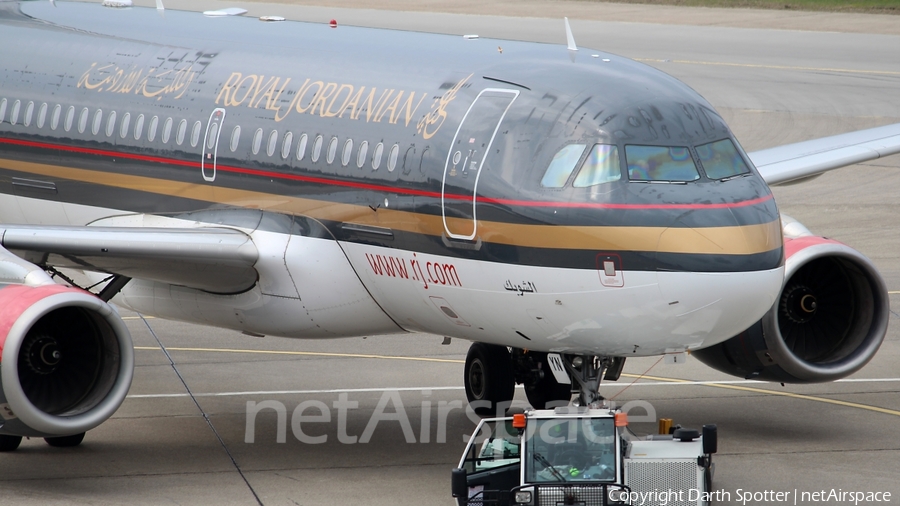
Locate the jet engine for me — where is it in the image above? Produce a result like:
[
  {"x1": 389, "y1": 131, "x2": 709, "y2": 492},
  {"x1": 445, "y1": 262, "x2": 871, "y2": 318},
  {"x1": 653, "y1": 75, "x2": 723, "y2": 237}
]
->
[
  {"x1": 694, "y1": 225, "x2": 889, "y2": 383},
  {"x1": 0, "y1": 283, "x2": 133, "y2": 438}
]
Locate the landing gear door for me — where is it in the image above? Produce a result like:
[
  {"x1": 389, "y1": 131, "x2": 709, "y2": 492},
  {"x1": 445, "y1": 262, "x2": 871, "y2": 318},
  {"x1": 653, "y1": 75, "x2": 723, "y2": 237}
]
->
[
  {"x1": 442, "y1": 89, "x2": 518, "y2": 240},
  {"x1": 201, "y1": 108, "x2": 226, "y2": 182}
]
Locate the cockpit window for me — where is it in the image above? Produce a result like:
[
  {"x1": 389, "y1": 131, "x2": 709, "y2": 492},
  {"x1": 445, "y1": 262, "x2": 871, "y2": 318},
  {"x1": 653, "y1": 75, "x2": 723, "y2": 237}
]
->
[
  {"x1": 574, "y1": 144, "x2": 621, "y2": 187},
  {"x1": 696, "y1": 138, "x2": 751, "y2": 180},
  {"x1": 625, "y1": 145, "x2": 700, "y2": 182},
  {"x1": 541, "y1": 144, "x2": 586, "y2": 188}
]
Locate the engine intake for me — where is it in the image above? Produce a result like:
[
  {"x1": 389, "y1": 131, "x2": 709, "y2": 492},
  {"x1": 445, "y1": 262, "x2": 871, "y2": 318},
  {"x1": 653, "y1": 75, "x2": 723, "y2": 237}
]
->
[
  {"x1": 694, "y1": 236, "x2": 888, "y2": 383},
  {"x1": 0, "y1": 284, "x2": 133, "y2": 437}
]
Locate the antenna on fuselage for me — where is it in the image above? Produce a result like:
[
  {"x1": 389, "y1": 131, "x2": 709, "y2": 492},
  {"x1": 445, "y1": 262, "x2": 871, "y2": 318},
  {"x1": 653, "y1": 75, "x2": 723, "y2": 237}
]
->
[
  {"x1": 156, "y1": 0, "x2": 164, "y2": 11},
  {"x1": 564, "y1": 17, "x2": 578, "y2": 52}
]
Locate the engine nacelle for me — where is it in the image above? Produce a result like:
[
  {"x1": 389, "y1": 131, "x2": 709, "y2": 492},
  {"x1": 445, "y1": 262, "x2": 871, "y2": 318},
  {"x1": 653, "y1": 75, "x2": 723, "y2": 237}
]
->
[
  {"x1": 0, "y1": 284, "x2": 133, "y2": 437},
  {"x1": 694, "y1": 235, "x2": 889, "y2": 383}
]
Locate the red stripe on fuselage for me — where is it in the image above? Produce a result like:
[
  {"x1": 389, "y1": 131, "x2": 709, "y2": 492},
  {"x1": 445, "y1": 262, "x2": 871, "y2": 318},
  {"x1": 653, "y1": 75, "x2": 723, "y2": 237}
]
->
[{"x1": 0, "y1": 136, "x2": 773, "y2": 210}]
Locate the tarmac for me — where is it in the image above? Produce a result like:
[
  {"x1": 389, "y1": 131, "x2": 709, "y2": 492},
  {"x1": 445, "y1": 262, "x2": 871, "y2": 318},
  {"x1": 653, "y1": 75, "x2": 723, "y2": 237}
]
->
[{"x1": 1, "y1": 1, "x2": 899, "y2": 505}]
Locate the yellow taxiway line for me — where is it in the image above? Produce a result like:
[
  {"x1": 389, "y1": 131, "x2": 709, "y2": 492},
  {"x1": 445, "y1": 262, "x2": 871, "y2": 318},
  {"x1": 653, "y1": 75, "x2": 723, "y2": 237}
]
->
[
  {"x1": 635, "y1": 58, "x2": 900, "y2": 77},
  {"x1": 134, "y1": 345, "x2": 900, "y2": 417},
  {"x1": 133, "y1": 346, "x2": 463, "y2": 364},
  {"x1": 620, "y1": 373, "x2": 900, "y2": 418}
]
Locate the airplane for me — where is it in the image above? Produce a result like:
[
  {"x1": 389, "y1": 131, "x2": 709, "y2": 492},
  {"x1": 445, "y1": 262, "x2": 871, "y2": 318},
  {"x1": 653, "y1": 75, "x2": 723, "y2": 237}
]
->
[{"x1": 0, "y1": 0, "x2": 898, "y2": 452}]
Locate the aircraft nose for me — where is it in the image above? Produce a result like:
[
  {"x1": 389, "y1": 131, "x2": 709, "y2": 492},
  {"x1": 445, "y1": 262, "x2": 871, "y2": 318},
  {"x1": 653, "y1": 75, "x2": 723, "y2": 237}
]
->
[
  {"x1": 655, "y1": 208, "x2": 784, "y2": 342},
  {"x1": 654, "y1": 196, "x2": 783, "y2": 274}
]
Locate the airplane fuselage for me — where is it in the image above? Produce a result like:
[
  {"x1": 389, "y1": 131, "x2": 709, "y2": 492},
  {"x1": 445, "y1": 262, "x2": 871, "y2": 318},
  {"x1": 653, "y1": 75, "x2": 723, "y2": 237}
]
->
[{"x1": 0, "y1": 1, "x2": 784, "y2": 356}]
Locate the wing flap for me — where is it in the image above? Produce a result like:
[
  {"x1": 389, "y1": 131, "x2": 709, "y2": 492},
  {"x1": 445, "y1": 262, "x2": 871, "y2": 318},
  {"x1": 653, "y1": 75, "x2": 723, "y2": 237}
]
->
[
  {"x1": 0, "y1": 225, "x2": 259, "y2": 294},
  {"x1": 748, "y1": 122, "x2": 900, "y2": 186}
]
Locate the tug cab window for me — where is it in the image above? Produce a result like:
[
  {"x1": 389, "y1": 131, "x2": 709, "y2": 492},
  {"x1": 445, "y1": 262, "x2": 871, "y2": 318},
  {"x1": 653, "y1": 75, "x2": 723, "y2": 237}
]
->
[
  {"x1": 696, "y1": 138, "x2": 750, "y2": 180},
  {"x1": 461, "y1": 419, "x2": 520, "y2": 474},
  {"x1": 526, "y1": 417, "x2": 616, "y2": 483},
  {"x1": 626, "y1": 145, "x2": 699, "y2": 182},
  {"x1": 541, "y1": 144, "x2": 586, "y2": 188},
  {"x1": 574, "y1": 144, "x2": 621, "y2": 187}
]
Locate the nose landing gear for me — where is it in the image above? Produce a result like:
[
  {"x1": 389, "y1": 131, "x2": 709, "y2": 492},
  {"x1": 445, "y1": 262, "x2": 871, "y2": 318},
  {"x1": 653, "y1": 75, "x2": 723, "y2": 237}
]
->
[
  {"x1": 462, "y1": 342, "x2": 625, "y2": 413},
  {"x1": 565, "y1": 355, "x2": 625, "y2": 406}
]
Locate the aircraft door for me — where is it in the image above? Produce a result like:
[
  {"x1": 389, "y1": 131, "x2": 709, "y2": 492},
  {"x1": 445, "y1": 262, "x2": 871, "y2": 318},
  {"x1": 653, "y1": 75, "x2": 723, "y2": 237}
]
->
[
  {"x1": 201, "y1": 108, "x2": 226, "y2": 182},
  {"x1": 442, "y1": 89, "x2": 518, "y2": 240}
]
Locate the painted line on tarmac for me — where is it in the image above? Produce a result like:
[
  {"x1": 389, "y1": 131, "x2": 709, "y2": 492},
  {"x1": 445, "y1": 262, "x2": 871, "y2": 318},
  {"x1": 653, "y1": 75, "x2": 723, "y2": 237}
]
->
[
  {"x1": 621, "y1": 373, "x2": 900, "y2": 418},
  {"x1": 134, "y1": 346, "x2": 463, "y2": 364},
  {"x1": 128, "y1": 386, "x2": 466, "y2": 399},
  {"x1": 133, "y1": 346, "x2": 900, "y2": 417},
  {"x1": 127, "y1": 377, "x2": 900, "y2": 399},
  {"x1": 634, "y1": 58, "x2": 900, "y2": 76}
]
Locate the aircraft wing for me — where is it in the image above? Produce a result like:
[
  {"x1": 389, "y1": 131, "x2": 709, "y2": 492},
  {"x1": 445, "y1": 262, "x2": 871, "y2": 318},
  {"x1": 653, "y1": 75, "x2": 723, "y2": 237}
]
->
[
  {"x1": 748, "y1": 122, "x2": 900, "y2": 186},
  {"x1": 0, "y1": 225, "x2": 258, "y2": 293}
]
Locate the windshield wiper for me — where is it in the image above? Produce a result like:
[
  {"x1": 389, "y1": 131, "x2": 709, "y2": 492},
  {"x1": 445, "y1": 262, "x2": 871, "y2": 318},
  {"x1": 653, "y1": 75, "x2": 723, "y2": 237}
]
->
[
  {"x1": 533, "y1": 452, "x2": 567, "y2": 482},
  {"x1": 718, "y1": 173, "x2": 750, "y2": 182}
]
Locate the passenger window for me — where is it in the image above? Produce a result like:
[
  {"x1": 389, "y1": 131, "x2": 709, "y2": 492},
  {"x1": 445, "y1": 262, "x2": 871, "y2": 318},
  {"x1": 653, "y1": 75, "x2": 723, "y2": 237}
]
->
[
  {"x1": 37, "y1": 103, "x2": 47, "y2": 129},
  {"x1": 51, "y1": 104, "x2": 61, "y2": 130},
  {"x1": 24, "y1": 101, "x2": 34, "y2": 127},
  {"x1": 106, "y1": 110, "x2": 117, "y2": 137},
  {"x1": 120, "y1": 113, "x2": 131, "y2": 139},
  {"x1": 357, "y1": 141, "x2": 368, "y2": 169},
  {"x1": 230, "y1": 125, "x2": 241, "y2": 152},
  {"x1": 341, "y1": 139, "x2": 353, "y2": 167},
  {"x1": 11, "y1": 100, "x2": 21, "y2": 125},
  {"x1": 252, "y1": 128, "x2": 263, "y2": 155},
  {"x1": 402, "y1": 146, "x2": 415, "y2": 174},
  {"x1": 267, "y1": 130, "x2": 278, "y2": 157},
  {"x1": 326, "y1": 136, "x2": 338, "y2": 164},
  {"x1": 134, "y1": 114, "x2": 145, "y2": 140},
  {"x1": 541, "y1": 144, "x2": 586, "y2": 188},
  {"x1": 190, "y1": 121, "x2": 201, "y2": 147},
  {"x1": 372, "y1": 142, "x2": 384, "y2": 170},
  {"x1": 0, "y1": 98, "x2": 6, "y2": 123},
  {"x1": 626, "y1": 145, "x2": 699, "y2": 182},
  {"x1": 206, "y1": 122, "x2": 219, "y2": 150},
  {"x1": 91, "y1": 109, "x2": 102, "y2": 136},
  {"x1": 148, "y1": 116, "x2": 159, "y2": 142},
  {"x1": 281, "y1": 132, "x2": 293, "y2": 159},
  {"x1": 387, "y1": 143, "x2": 399, "y2": 172},
  {"x1": 176, "y1": 119, "x2": 187, "y2": 145},
  {"x1": 162, "y1": 117, "x2": 173, "y2": 144},
  {"x1": 296, "y1": 133, "x2": 308, "y2": 160},
  {"x1": 574, "y1": 144, "x2": 621, "y2": 187},
  {"x1": 696, "y1": 139, "x2": 750, "y2": 180},
  {"x1": 65, "y1": 106, "x2": 75, "y2": 132},
  {"x1": 78, "y1": 107, "x2": 89, "y2": 133},
  {"x1": 311, "y1": 135, "x2": 323, "y2": 162}
]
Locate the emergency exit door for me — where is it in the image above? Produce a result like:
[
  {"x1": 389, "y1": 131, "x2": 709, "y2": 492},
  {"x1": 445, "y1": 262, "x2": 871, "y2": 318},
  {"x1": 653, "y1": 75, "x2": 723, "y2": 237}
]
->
[{"x1": 441, "y1": 89, "x2": 518, "y2": 240}]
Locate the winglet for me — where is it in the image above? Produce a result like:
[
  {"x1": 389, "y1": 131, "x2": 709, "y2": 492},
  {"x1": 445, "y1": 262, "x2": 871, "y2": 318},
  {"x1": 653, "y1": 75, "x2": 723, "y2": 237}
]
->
[{"x1": 564, "y1": 17, "x2": 578, "y2": 52}]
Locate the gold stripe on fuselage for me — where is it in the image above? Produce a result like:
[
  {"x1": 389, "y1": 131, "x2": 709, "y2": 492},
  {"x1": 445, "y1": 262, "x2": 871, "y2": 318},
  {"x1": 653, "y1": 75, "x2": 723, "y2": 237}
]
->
[{"x1": 1, "y1": 157, "x2": 782, "y2": 256}]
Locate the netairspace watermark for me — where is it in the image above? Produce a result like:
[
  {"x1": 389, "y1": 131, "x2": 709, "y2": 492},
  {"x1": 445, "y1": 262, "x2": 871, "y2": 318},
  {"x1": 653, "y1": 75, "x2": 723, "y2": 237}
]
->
[
  {"x1": 243, "y1": 389, "x2": 658, "y2": 445},
  {"x1": 612, "y1": 488, "x2": 893, "y2": 506}
]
